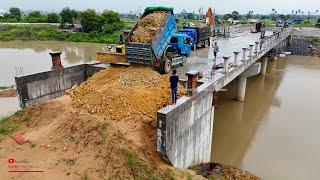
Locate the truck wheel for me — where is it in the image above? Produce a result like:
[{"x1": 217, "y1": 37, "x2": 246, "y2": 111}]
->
[
  {"x1": 163, "y1": 59, "x2": 171, "y2": 74},
  {"x1": 160, "y1": 59, "x2": 171, "y2": 74}
]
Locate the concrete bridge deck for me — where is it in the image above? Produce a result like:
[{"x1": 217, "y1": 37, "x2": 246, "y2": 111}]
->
[{"x1": 157, "y1": 27, "x2": 294, "y2": 168}]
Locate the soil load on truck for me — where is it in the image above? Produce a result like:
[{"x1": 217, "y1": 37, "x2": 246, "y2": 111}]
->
[{"x1": 131, "y1": 11, "x2": 167, "y2": 43}]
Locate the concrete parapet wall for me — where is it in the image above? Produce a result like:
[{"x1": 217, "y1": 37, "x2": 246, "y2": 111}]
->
[
  {"x1": 157, "y1": 82, "x2": 214, "y2": 168},
  {"x1": 15, "y1": 64, "x2": 105, "y2": 107}
]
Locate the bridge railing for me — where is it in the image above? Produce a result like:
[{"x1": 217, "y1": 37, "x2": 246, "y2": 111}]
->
[{"x1": 207, "y1": 26, "x2": 294, "y2": 85}]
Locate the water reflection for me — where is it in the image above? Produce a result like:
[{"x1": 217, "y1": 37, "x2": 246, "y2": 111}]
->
[
  {"x1": 211, "y1": 56, "x2": 320, "y2": 179},
  {"x1": 0, "y1": 41, "x2": 108, "y2": 85}
]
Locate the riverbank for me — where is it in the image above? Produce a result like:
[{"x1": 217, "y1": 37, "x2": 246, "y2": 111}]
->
[{"x1": 0, "y1": 25, "x2": 119, "y2": 44}]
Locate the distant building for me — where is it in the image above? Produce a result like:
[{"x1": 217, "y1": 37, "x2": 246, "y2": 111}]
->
[{"x1": 0, "y1": 9, "x2": 6, "y2": 17}]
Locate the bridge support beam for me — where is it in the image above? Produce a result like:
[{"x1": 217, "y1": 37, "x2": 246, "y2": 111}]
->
[
  {"x1": 235, "y1": 63, "x2": 261, "y2": 102},
  {"x1": 235, "y1": 76, "x2": 247, "y2": 102},
  {"x1": 260, "y1": 57, "x2": 268, "y2": 76}
]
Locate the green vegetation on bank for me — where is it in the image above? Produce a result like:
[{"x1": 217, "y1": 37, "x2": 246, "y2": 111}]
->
[{"x1": 0, "y1": 25, "x2": 121, "y2": 43}]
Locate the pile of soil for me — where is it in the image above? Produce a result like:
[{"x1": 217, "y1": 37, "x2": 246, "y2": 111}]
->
[
  {"x1": 131, "y1": 11, "x2": 167, "y2": 43},
  {"x1": 69, "y1": 67, "x2": 185, "y2": 121},
  {"x1": 192, "y1": 163, "x2": 259, "y2": 180},
  {"x1": 0, "y1": 89, "x2": 18, "y2": 97}
]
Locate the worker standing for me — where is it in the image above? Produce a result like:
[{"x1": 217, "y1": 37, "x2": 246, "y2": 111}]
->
[
  {"x1": 170, "y1": 69, "x2": 179, "y2": 104},
  {"x1": 212, "y1": 42, "x2": 219, "y2": 60}
]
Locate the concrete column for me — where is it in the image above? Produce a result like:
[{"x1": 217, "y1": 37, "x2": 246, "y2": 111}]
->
[
  {"x1": 223, "y1": 56, "x2": 230, "y2": 74},
  {"x1": 242, "y1": 48, "x2": 248, "y2": 62},
  {"x1": 233, "y1": 51, "x2": 240, "y2": 65},
  {"x1": 260, "y1": 57, "x2": 268, "y2": 75},
  {"x1": 271, "y1": 56, "x2": 278, "y2": 61},
  {"x1": 186, "y1": 70, "x2": 199, "y2": 96},
  {"x1": 235, "y1": 76, "x2": 247, "y2": 102},
  {"x1": 254, "y1": 42, "x2": 259, "y2": 54},
  {"x1": 249, "y1": 44, "x2": 254, "y2": 57},
  {"x1": 49, "y1": 51, "x2": 63, "y2": 70}
]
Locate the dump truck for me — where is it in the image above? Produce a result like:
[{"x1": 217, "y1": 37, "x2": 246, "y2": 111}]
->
[
  {"x1": 125, "y1": 6, "x2": 192, "y2": 74},
  {"x1": 178, "y1": 23, "x2": 211, "y2": 50}
]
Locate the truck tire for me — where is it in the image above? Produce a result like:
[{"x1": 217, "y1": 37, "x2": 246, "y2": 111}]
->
[{"x1": 160, "y1": 59, "x2": 171, "y2": 74}]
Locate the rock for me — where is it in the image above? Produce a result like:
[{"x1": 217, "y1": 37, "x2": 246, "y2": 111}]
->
[{"x1": 46, "y1": 144, "x2": 51, "y2": 148}]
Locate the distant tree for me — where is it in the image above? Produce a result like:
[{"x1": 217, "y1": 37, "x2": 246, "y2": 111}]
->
[
  {"x1": 60, "y1": 7, "x2": 78, "y2": 25},
  {"x1": 101, "y1": 10, "x2": 121, "y2": 24},
  {"x1": 9, "y1": 7, "x2": 21, "y2": 21},
  {"x1": 185, "y1": 13, "x2": 195, "y2": 19},
  {"x1": 317, "y1": 18, "x2": 320, "y2": 23},
  {"x1": 231, "y1": 11, "x2": 240, "y2": 20},
  {"x1": 101, "y1": 10, "x2": 124, "y2": 33},
  {"x1": 47, "y1": 13, "x2": 60, "y2": 23},
  {"x1": 79, "y1": 9, "x2": 103, "y2": 33},
  {"x1": 24, "y1": 11, "x2": 47, "y2": 23},
  {"x1": 223, "y1": 14, "x2": 233, "y2": 20}
]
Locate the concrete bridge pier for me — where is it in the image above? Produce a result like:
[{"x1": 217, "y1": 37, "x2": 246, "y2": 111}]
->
[
  {"x1": 260, "y1": 57, "x2": 268, "y2": 75},
  {"x1": 235, "y1": 62, "x2": 262, "y2": 101},
  {"x1": 235, "y1": 76, "x2": 247, "y2": 101}
]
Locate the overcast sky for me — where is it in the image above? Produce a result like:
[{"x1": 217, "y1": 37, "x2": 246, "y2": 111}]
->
[{"x1": 1, "y1": 0, "x2": 319, "y2": 14}]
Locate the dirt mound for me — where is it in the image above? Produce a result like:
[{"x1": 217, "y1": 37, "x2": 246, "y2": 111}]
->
[
  {"x1": 0, "y1": 89, "x2": 18, "y2": 97},
  {"x1": 191, "y1": 163, "x2": 259, "y2": 180},
  {"x1": 131, "y1": 11, "x2": 167, "y2": 43},
  {"x1": 0, "y1": 96, "x2": 200, "y2": 179},
  {"x1": 69, "y1": 67, "x2": 185, "y2": 121}
]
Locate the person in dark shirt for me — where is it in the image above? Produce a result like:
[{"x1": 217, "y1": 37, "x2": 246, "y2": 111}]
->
[{"x1": 170, "y1": 69, "x2": 179, "y2": 104}]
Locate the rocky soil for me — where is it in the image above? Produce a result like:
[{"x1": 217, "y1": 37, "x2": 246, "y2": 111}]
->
[{"x1": 131, "y1": 11, "x2": 166, "y2": 43}]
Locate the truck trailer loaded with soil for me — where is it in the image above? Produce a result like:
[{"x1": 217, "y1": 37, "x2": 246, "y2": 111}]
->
[{"x1": 126, "y1": 7, "x2": 192, "y2": 74}]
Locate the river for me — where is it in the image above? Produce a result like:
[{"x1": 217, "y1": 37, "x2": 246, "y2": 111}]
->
[
  {"x1": 211, "y1": 55, "x2": 320, "y2": 179},
  {"x1": 0, "y1": 41, "x2": 108, "y2": 116}
]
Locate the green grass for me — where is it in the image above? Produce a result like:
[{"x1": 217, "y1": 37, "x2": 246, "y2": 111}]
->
[
  {"x1": 0, "y1": 110, "x2": 27, "y2": 136},
  {"x1": 0, "y1": 25, "x2": 120, "y2": 44},
  {"x1": 294, "y1": 19, "x2": 317, "y2": 28},
  {"x1": 0, "y1": 86, "x2": 10, "y2": 90}
]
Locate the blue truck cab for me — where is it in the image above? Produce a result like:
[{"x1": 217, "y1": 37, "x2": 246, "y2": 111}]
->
[{"x1": 177, "y1": 29, "x2": 197, "y2": 50}]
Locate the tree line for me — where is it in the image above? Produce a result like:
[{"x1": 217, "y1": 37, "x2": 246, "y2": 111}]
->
[{"x1": 0, "y1": 7, "x2": 124, "y2": 33}]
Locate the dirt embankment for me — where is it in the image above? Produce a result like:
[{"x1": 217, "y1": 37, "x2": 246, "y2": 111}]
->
[
  {"x1": 191, "y1": 163, "x2": 259, "y2": 180},
  {"x1": 0, "y1": 88, "x2": 17, "y2": 97},
  {"x1": 0, "y1": 67, "x2": 196, "y2": 180},
  {"x1": 131, "y1": 11, "x2": 167, "y2": 43}
]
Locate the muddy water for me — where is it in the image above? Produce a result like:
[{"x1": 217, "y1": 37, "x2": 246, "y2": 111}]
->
[
  {"x1": 211, "y1": 55, "x2": 320, "y2": 179},
  {"x1": 0, "y1": 41, "x2": 108, "y2": 115}
]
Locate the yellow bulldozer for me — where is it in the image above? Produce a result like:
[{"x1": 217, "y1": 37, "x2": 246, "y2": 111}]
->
[{"x1": 97, "y1": 30, "x2": 130, "y2": 65}]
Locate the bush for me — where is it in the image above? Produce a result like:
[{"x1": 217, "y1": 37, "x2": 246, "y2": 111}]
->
[
  {"x1": 80, "y1": 9, "x2": 103, "y2": 33},
  {"x1": 24, "y1": 11, "x2": 47, "y2": 23},
  {"x1": 60, "y1": 7, "x2": 78, "y2": 25},
  {"x1": 47, "y1": 13, "x2": 60, "y2": 23}
]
